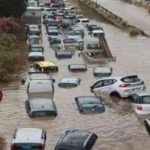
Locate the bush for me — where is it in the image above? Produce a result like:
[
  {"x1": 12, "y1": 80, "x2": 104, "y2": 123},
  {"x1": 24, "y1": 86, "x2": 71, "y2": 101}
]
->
[{"x1": 129, "y1": 27, "x2": 141, "y2": 37}]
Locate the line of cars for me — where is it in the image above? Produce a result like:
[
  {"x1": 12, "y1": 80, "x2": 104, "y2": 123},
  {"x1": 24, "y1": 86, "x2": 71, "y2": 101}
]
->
[
  {"x1": 11, "y1": 0, "x2": 150, "y2": 149},
  {"x1": 11, "y1": 0, "x2": 101, "y2": 150}
]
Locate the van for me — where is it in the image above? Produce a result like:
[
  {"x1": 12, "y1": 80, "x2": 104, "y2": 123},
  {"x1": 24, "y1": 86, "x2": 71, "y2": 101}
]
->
[
  {"x1": 27, "y1": 80, "x2": 54, "y2": 99},
  {"x1": 11, "y1": 128, "x2": 46, "y2": 150}
]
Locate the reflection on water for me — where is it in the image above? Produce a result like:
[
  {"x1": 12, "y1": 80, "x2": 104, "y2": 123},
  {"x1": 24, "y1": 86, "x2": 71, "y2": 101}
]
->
[{"x1": 1, "y1": 3, "x2": 150, "y2": 150}]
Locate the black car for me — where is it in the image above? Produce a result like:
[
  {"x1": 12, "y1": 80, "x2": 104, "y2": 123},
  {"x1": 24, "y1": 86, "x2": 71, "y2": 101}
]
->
[
  {"x1": 54, "y1": 129, "x2": 98, "y2": 150},
  {"x1": 75, "y1": 96, "x2": 105, "y2": 114}
]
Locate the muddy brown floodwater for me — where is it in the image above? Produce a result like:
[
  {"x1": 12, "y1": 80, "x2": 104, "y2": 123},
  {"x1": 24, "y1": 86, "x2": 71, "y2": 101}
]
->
[{"x1": 1, "y1": 2, "x2": 150, "y2": 150}]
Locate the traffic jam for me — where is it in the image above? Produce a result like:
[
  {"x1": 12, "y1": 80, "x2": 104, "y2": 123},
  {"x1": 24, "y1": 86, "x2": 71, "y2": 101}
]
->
[{"x1": 2, "y1": 0, "x2": 150, "y2": 150}]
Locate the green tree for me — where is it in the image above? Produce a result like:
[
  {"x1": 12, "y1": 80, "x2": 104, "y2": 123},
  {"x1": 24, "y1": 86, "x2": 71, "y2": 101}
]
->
[{"x1": 0, "y1": 0, "x2": 27, "y2": 17}]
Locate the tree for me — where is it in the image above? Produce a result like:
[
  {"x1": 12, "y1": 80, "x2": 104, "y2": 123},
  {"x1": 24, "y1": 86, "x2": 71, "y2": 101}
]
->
[{"x1": 0, "y1": 0, "x2": 27, "y2": 17}]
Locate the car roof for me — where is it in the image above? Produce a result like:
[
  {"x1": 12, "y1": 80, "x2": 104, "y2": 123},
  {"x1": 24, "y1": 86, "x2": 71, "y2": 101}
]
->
[
  {"x1": 69, "y1": 64, "x2": 87, "y2": 69},
  {"x1": 13, "y1": 128, "x2": 44, "y2": 144},
  {"x1": 34, "y1": 61, "x2": 57, "y2": 67},
  {"x1": 28, "y1": 80, "x2": 53, "y2": 93},
  {"x1": 28, "y1": 98, "x2": 55, "y2": 111},
  {"x1": 58, "y1": 129, "x2": 95, "y2": 148},
  {"x1": 94, "y1": 66, "x2": 112, "y2": 73},
  {"x1": 76, "y1": 96, "x2": 101, "y2": 103},
  {"x1": 59, "y1": 78, "x2": 80, "y2": 84}
]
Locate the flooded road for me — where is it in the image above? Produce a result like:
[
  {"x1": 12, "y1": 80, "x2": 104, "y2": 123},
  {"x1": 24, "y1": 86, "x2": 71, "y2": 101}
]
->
[
  {"x1": 1, "y1": 2, "x2": 150, "y2": 150},
  {"x1": 91, "y1": 0, "x2": 150, "y2": 35}
]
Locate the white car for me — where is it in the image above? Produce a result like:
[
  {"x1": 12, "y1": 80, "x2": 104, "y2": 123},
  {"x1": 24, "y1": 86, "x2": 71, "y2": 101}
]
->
[
  {"x1": 144, "y1": 119, "x2": 150, "y2": 136},
  {"x1": 91, "y1": 75, "x2": 145, "y2": 98},
  {"x1": 11, "y1": 128, "x2": 46, "y2": 150},
  {"x1": 130, "y1": 92, "x2": 150, "y2": 115}
]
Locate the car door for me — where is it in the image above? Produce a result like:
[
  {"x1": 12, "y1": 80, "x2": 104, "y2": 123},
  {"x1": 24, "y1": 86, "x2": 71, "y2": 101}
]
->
[{"x1": 92, "y1": 79, "x2": 113, "y2": 94}]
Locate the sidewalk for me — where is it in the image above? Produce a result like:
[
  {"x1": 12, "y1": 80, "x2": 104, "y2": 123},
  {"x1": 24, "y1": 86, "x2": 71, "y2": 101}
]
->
[{"x1": 93, "y1": 0, "x2": 150, "y2": 35}]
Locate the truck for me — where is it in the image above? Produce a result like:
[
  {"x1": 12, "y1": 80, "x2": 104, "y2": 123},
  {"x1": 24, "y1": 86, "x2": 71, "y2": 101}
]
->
[{"x1": 24, "y1": 6, "x2": 42, "y2": 24}]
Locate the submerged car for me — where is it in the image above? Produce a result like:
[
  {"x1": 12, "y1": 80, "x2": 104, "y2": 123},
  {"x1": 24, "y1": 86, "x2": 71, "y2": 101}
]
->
[
  {"x1": 54, "y1": 129, "x2": 98, "y2": 150},
  {"x1": 55, "y1": 51, "x2": 73, "y2": 59},
  {"x1": 93, "y1": 66, "x2": 112, "y2": 77},
  {"x1": 27, "y1": 79, "x2": 54, "y2": 99},
  {"x1": 130, "y1": 92, "x2": 150, "y2": 115},
  {"x1": 58, "y1": 77, "x2": 81, "y2": 88},
  {"x1": 63, "y1": 38, "x2": 78, "y2": 50},
  {"x1": 33, "y1": 61, "x2": 59, "y2": 73},
  {"x1": 91, "y1": 75, "x2": 145, "y2": 98},
  {"x1": 75, "y1": 96, "x2": 105, "y2": 114},
  {"x1": 11, "y1": 128, "x2": 46, "y2": 150},
  {"x1": 27, "y1": 52, "x2": 44, "y2": 62},
  {"x1": 68, "y1": 64, "x2": 87, "y2": 72},
  {"x1": 25, "y1": 98, "x2": 57, "y2": 117}
]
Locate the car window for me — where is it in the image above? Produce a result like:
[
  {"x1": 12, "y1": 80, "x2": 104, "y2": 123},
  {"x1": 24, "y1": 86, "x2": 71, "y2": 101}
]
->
[
  {"x1": 121, "y1": 76, "x2": 140, "y2": 83},
  {"x1": 103, "y1": 79, "x2": 116, "y2": 86},
  {"x1": 142, "y1": 96, "x2": 150, "y2": 104},
  {"x1": 94, "y1": 81, "x2": 104, "y2": 88}
]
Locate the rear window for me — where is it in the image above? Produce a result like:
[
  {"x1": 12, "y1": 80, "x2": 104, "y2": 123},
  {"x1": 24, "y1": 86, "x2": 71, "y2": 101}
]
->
[
  {"x1": 63, "y1": 39, "x2": 77, "y2": 44},
  {"x1": 48, "y1": 31, "x2": 58, "y2": 36},
  {"x1": 121, "y1": 76, "x2": 140, "y2": 83},
  {"x1": 31, "y1": 111, "x2": 56, "y2": 117},
  {"x1": 14, "y1": 144, "x2": 42, "y2": 150},
  {"x1": 142, "y1": 96, "x2": 150, "y2": 104}
]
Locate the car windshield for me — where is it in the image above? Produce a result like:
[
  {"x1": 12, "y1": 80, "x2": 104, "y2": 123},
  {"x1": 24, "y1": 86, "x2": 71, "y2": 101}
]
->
[
  {"x1": 142, "y1": 96, "x2": 150, "y2": 104},
  {"x1": 69, "y1": 31, "x2": 80, "y2": 36}
]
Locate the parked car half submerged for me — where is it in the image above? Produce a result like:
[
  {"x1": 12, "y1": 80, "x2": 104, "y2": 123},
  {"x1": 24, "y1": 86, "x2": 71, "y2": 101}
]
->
[
  {"x1": 91, "y1": 75, "x2": 145, "y2": 98},
  {"x1": 32, "y1": 61, "x2": 59, "y2": 73},
  {"x1": 54, "y1": 129, "x2": 98, "y2": 150},
  {"x1": 58, "y1": 77, "x2": 81, "y2": 88},
  {"x1": 25, "y1": 98, "x2": 57, "y2": 117},
  {"x1": 75, "y1": 96, "x2": 105, "y2": 114},
  {"x1": 130, "y1": 92, "x2": 150, "y2": 115},
  {"x1": 11, "y1": 128, "x2": 46, "y2": 150}
]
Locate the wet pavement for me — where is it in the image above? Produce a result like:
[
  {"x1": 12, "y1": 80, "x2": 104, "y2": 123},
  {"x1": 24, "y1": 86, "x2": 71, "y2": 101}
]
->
[
  {"x1": 1, "y1": 1, "x2": 150, "y2": 150},
  {"x1": 91, "y1": 0, "x2": 150, "y2": 35}
]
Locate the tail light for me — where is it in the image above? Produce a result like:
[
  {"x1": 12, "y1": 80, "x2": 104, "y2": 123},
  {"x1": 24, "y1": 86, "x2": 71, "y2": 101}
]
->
[
  {"x1": 137, "y1": 105, "x2": 143, "y2": 111},
  {"x1": 41, "y1": 144, "x2": 45, "y2": 150},
  {"x1": 11, "y1": 144, "x2": 14, "y2": 150},
  {"x1": 119, "y1": 83, "x2": 130, "y2": 87},
  {"x1": 141, "y1": 81, "x2": 144, "y2": 85}
]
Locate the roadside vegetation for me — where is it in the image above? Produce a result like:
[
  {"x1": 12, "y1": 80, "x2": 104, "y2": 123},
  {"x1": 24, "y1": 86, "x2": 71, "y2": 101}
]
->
[{"x1": 0, "y1": 0, "x2": 27, "y2": 83}]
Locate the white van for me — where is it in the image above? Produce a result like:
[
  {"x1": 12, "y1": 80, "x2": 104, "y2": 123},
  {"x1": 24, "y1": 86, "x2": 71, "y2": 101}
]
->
[
  {"x1": 27, "y1": 79, "x2": 54, "y2": 99},
  {"x1": 11, "y1": 128, "x2": 46, "y2": 150}
]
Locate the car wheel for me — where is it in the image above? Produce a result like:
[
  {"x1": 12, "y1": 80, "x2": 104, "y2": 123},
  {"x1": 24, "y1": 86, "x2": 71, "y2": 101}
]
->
[{"x1": 110, "y1": 91, "x2": 121, "y2": 98}]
